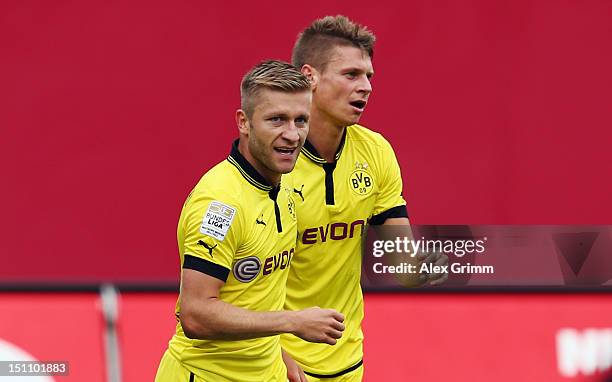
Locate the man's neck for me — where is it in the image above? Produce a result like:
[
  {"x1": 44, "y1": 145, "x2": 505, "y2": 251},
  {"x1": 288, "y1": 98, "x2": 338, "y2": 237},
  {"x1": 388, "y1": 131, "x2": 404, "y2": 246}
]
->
[
  {"x1": 237, "y1": 139, "x2": 280, "y2": 186},
  {"x1": 307, "y1": 110, "x2": 347, "y2": 163}
]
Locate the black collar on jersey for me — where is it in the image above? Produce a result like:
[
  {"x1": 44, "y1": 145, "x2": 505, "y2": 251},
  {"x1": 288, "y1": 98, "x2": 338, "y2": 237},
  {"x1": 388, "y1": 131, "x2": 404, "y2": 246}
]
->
[
  {"x1": 227, "y1": 139, "x2": 283, "y2": 233},
  {"x1": 268, "y1": 186, "x2": 283, "y2": 233},
  {"x1": 227, "y1": 139, "x2": 274, "y2": 192},
  {"x1": 301, "y1": 128, "x2": 348, "y2": 205},
  {"x1": 301, "y1": 127, "x2": 347, "y2": 165}
]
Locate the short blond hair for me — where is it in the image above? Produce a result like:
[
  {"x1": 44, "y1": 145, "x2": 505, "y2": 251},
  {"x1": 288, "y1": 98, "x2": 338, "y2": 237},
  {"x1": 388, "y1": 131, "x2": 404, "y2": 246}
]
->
[
  {"x1": 292, "y1": 15, "x2": 376, "y2": 71},
  {"x1": 241, "y1": 60, "x2": 311, "y2": 118}
]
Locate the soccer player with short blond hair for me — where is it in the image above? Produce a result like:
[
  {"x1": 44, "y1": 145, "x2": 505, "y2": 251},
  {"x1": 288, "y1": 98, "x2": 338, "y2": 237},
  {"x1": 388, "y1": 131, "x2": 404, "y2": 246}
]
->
[{"x1": 155, "y1": 60, "x2": 345, "y2": 382}]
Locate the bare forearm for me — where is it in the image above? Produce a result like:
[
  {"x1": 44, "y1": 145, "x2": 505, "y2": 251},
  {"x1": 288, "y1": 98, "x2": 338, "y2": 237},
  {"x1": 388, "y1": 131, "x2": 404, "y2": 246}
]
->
[
  {"x1": 179, "y1": 269, "x2": 344, "y2": 344},
  {"x1": 375, "y1": 218, "x2": 423, "y2": 287},
  {"x1": 376, "y1": 217, "x2": 449, "y2": 286},
  {"x1": 181, "y1": 297, "x2": 296, "y2": 340}
]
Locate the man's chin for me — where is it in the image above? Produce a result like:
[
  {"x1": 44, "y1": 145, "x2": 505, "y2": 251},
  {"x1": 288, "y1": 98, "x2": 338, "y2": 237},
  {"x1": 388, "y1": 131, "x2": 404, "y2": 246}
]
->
[
  {"x1": 340, "y1": 114, "x2": 362, "y2": 127},
  {"x1": 276, "y1": 161, "x2": 298, "y2": 175}
]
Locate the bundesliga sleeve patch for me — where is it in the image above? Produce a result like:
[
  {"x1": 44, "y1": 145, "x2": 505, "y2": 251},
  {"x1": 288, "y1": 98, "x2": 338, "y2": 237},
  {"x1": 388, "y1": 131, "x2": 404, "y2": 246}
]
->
[{"x1": 199, "y1": 201, "x2": 237, "y2": 241}]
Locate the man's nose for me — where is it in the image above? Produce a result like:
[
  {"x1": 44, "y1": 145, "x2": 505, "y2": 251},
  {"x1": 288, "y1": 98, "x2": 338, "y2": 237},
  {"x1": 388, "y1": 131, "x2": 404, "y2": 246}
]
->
[
  {"x1": 358, "y1": 75, "x2": 372, "y2": 94},
  {"x1": 282, "y1": 122, "x2": 300, "y2": 142}
]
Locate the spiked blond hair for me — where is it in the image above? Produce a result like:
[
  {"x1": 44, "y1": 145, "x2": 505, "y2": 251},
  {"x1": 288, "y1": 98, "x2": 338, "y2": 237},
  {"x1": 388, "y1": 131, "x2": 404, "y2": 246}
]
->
[{"x1": 240, "y1": 60, "x2": 311, "y2": 118}]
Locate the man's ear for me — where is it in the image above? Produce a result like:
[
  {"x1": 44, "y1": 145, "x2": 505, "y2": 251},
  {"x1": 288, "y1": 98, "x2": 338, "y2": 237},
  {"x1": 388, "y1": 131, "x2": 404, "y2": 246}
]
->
[
  {"x1": 301, "y1": 64, "x2": 319, "y2": 90},
  {"x1": 236, "y1": 109, "x2": 249, "y2": 137}
]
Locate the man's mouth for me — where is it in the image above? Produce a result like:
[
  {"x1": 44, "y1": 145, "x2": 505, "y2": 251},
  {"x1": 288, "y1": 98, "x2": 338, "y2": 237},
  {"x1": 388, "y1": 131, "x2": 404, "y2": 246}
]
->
[
  {"x1": 349, "y1": 100, "x2": 367, "y2": 111},
  {"x1": 274, "y1": 147, "x2": 297, "y2": 155}
]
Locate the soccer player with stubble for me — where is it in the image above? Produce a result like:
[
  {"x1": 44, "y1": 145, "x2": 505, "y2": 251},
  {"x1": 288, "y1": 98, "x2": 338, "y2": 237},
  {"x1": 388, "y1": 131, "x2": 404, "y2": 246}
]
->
[
  {"x1": 281, "y1": 16, "x2": 449, "y2": 382},
  {"x1": 155, "y1": 60, "x2": 345, "y2": 382}
]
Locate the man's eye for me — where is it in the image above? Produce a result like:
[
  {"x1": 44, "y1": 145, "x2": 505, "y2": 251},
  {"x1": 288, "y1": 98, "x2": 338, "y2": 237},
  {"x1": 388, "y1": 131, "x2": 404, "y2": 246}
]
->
[
  {"x1": 295, "y1": 117, "x2": 308, "y2": 125},
  {"x1": 345, "y1": 72, "x2": 356, "y2": 79},
  {"x1": 268, "y1": 117, "x2": 282, "y2": 123}
]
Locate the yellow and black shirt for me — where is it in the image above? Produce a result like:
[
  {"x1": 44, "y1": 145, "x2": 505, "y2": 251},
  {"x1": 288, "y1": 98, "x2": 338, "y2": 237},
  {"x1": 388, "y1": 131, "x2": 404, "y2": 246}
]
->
[
  {"x1": 281, "y1": 124, "x2": 407, "y2": 378},
  {"x1": 167, "y1": 140, "x2": 297, "y2": 381}
]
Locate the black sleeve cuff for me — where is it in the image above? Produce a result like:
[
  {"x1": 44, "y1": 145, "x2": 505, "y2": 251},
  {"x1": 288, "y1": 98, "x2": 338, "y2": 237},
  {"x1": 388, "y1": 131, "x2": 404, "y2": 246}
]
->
[
  {"x1": 370, "y1": 205, "x2": 409, "y2": 225},
  {"x1": 183, "y1": 254, "x2": 230, "y2": 282}
]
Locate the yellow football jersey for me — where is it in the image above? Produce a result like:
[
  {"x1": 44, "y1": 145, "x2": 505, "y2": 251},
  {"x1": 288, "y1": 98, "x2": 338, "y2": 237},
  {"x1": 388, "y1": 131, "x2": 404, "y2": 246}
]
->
[
  {"x1": 165, "y1": 140, "x2": 297, "y2": 381},
  {"x1": 281, "y1": 125, "x2": 407, "y2": 377}
]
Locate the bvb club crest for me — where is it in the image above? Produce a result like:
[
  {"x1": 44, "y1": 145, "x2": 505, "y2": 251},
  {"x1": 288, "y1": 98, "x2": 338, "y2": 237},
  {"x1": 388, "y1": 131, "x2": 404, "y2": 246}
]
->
[{"x1": 348, "y1": 161, "x2": 374, "y2": 196}]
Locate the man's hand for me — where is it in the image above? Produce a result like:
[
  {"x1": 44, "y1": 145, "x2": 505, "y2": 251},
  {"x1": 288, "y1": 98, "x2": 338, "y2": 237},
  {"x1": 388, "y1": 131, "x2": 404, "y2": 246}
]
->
[
  {"x1": 291, "y1": 307, "x2": 345, "y2": 345},
  {"x1": 377, "y1": 217, "x2": 450, "y2": 287},
  {"x1": 417, "y1": 251, "x2": 449, "y2": 286},
  {"x1": 282, "y1": 349, "x2": 307, "y2": 382}
]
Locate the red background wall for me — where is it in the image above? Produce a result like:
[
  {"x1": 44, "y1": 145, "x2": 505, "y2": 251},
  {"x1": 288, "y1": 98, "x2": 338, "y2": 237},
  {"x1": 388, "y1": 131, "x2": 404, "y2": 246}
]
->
[{"x1": 2, "y1": 0, "x2": 611, "y2": 282}]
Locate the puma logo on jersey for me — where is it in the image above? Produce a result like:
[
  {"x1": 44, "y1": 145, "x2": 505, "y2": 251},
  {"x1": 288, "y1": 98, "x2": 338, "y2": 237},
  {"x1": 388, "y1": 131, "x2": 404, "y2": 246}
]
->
[
  {"x1": 256, "y1": 214, "x2": 266, "y2": 226},
  {"x1": 197, "y1": 240, "x2": 217, "y2": 257},
  {"x1": 293, "y1": 185, "x2": 305, "y2": 201}
]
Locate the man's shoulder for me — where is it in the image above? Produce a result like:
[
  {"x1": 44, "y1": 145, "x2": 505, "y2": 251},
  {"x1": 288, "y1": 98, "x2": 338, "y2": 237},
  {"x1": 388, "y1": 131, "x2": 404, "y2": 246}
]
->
[
  {"x1": 347, "y1": 124, "x2": 391, "y2": 148},
  {"x1": 346, "y1": 124, "x2": 397, "y2": 162},
  {"x1": 191, "y1": 160, "x2": 245, "y2": 200}
]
